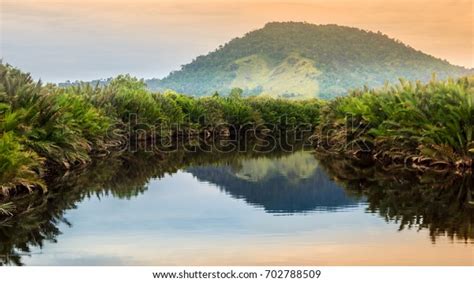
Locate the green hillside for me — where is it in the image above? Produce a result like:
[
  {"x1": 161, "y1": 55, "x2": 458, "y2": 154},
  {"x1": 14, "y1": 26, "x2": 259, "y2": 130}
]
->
[{"x1": 148, "y1": 22, "x2": 471, "y2": 99}]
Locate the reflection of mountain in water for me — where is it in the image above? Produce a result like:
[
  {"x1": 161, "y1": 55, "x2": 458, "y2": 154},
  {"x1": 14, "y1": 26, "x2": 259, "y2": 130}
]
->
[
  {"x1": 187, "y1": 152, "x2": 361, "y2": 213},
  {"x1": 2, "y1": 147, "x2": 472, "y2": 266}
]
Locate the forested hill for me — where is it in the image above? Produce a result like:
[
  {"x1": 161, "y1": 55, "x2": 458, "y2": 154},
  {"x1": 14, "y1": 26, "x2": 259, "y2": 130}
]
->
[{"x1": 147, "y1": 22, "x2": 471, "y2": 99}]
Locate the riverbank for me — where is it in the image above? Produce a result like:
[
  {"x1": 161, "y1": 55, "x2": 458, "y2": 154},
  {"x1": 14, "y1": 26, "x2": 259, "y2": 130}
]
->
[
  {"x1": 311, "y1": 76, "x2": 473, "y2": 173},
  {"x1": 0, "y1": 63, "x2": 323, "y2": 197},
  {"x1": 1, "y1": 62, "x2": 473, "y2": 202}
]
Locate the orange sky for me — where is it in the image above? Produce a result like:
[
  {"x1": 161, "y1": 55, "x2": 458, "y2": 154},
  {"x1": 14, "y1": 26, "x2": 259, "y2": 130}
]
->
[{"x1": 1, "y1": 0, "x2": 472, "y2": 82}]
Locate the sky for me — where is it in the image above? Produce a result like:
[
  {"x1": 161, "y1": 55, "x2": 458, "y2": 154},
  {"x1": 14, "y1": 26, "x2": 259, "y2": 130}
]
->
[{"x1": 1, "y1": 0, "x2": 472, "y2": 83}]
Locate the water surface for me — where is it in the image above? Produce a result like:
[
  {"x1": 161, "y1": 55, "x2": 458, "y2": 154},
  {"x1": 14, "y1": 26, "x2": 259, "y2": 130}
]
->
[{"x1": 1, "y1": 148, "x2": 473, "y2": 265}]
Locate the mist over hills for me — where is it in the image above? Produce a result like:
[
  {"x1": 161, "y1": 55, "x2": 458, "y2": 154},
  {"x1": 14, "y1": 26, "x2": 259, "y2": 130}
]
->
[{"x1": 147, "y1": 22, "x2": 471, "y2": 99}]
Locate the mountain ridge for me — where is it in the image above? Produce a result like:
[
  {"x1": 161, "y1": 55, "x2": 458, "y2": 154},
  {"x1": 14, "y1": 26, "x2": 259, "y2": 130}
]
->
[{"x1": 147, "y1": 22, "x2": 471, "y2": 99}]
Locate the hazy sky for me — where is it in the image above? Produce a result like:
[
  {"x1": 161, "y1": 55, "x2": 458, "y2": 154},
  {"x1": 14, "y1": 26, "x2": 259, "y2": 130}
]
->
[{"x1": 1, "y1": 0, "x2": 472, "y2": 82}]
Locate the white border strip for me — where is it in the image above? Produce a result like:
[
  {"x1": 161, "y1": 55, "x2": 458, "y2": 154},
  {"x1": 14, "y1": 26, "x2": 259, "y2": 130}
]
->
[{"x1": 0, "y1": 266, "x2": 473, "y2": 282}]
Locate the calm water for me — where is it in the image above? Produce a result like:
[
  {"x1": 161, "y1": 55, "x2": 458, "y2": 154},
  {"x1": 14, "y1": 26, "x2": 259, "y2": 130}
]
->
[{"x1": 1, "y1": 147, "x2": 473, "y2": 265}]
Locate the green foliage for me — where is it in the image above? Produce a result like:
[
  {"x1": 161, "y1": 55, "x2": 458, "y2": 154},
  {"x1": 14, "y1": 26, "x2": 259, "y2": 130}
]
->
[
  {"x1": 154, "y1": 91, "x2": 185, "y2": 124},
  {"x1": 149, "y1": 22, "x2": 471, "y2": 98},
  {"x1": 0, "y1": 63, "x2": 324, "y2": 195},
  {"x1": 0, "y1": 63, "x2": 112, "y2": 194},
  {"x1": 1, "y1": 61, "x2": 471, "y2": 196},
  {"x1": 0, "y1": 132, "x2": 45, "y2": 195},
  {"x1": 222, "y1": 91, "x2": 259, "y2": 127},
  {"x1": 248, "y1": 96, "x2": 325, "y2": 130},
  {"x1": 25, "y1": 90, "x2": 112, "y2": 168},
  {"x1": 313, "y1": 76, "x2": 474, "y2": 168}
]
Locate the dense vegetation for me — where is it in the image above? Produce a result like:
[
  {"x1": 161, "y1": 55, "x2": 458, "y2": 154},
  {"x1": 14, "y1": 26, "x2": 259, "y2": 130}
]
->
[
  {"x1": 312, "y1": 76, "x2": 474, "y2": 171},
  {"x1": 147, "y1": 22, "x2": 471, "y2": 99},
  {"x1": 0, "y1": 63, "x2": 323, "y2": 197},
  {"x1": 1, "y1": 61, "x2": 473, "y2": 204}
]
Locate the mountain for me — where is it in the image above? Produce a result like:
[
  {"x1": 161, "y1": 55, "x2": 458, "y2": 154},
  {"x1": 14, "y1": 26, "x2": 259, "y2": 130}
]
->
[{"x1": 147, "y1": 22, "x2": 471, "y2": 99}]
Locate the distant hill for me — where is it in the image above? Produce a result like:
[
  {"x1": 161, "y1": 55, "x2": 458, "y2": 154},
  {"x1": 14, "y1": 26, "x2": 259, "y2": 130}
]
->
[{"x1": 147, "y1": 22, "x2": 471, "y2": 99}]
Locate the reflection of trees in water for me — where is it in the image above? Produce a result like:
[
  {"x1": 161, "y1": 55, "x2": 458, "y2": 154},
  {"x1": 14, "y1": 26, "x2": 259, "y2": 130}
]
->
[
  {"x1": 317, "y1": 155, "x2": 474, "y2": 243},
  {"x1": 0, "y1": 141, "x2": 309, "y2": 265},
  {"x1": 1, "y1": 143, "x2": 472, "y2": 265},
  {"x1": 0, "y1": 153, "x2": 147, "y2": 265}
]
